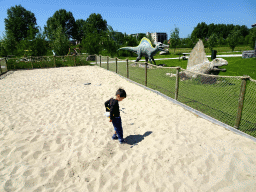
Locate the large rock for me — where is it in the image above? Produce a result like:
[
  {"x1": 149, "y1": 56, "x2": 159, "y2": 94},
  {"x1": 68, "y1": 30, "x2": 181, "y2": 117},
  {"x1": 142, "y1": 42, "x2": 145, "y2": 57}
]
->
[{"x1": 187, "y1": 39, "x2": 208, "y2": 69}]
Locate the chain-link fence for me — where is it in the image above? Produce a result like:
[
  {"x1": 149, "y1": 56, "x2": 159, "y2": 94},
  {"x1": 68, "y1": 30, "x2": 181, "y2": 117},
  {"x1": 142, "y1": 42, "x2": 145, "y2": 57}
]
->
[{"x1": 96, "y1": 55, "x2": 256, "y2": 138}]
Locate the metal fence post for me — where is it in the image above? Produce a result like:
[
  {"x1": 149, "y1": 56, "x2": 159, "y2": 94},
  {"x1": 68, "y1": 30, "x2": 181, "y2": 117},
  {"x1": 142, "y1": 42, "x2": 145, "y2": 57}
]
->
[
  {"x1": 145, "y1": 62, "x2": 148, "y2": 87},
  {"x1": 234, "y1": 75, "x2": 250, "y2": 129},
  {"x1": 100, "y1": 55, "x2": 101, "y2": 67},
  {"x1": 116, "y1": 57, "x2": 118, "y2": 73},
  {"x1": 175, "y1": 67, "x2": 180, "y2": 100},
  {"x1": 126, "y1": 59, "x2": 129, "y2": 78},
  {"x1": 107, "y1": 56, "x2": 109, "y2": 70}
]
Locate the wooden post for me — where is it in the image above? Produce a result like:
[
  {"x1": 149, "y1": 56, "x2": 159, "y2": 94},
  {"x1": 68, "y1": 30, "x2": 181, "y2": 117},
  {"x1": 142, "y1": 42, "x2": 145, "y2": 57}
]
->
[
  {"x1": 100, "y1": 55, "x2": 101, "y2": 67},
  {"x1": 74, "y1": 55, "x2": 76, "y2": 66},
  {"x1": 234, "y1": 76, "x2": 249, "y2": 129},
  {"x1": 95, "y1": 54, "x2": 97, "y2": 65},
  {"x1": 30, "y1": 56, "x2": 33, "y2": 69},
  {"x1": 145, "y1": 62, "x2": 148, "y2": 87},
  {"x1": 126, "y1": 59, "x2": 129, "y2": 78},
  {"x1": 175, "y1": 67, "x2": 180, "y2": 100},
  {"x1": 54, "y1": 56, "x2": 56, "y2": 67},
  {"x1": 116, "y1": 57, "x2": 118, "y2": 73},
  {"x1": 0, "y1": 59, "x2": 2, "y2": 74},
  {"x1": 107, "y1": 56, "x2": 109, "y2": 70}
]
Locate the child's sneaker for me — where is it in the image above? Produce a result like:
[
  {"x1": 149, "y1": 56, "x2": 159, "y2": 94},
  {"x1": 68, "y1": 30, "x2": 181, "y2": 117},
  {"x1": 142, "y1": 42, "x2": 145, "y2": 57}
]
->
[
  {"x1": 119, "y1": 139, "x2": 126, "y2": 144},
  {"x1": 112, "y1": 134, "x2": 118, "y2": 140}
]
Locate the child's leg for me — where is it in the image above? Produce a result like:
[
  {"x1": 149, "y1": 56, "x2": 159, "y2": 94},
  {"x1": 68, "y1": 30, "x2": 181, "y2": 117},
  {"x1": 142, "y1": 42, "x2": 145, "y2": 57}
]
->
[{"x1": 112, "y1": 117, "x2": 124, "y2": 142}]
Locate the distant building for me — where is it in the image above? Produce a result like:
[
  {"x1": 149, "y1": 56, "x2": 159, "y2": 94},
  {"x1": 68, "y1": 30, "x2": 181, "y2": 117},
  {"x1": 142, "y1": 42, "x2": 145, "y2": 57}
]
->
[
  {"x1": 252, "y1": 23, "x2": 256, "y2": 28},
  {"x1": 128, "y1": 33, "x2": 146, "y2": 39},
  {"x1": 146, "y1": 32, "x2": 167, "y2": 44}
]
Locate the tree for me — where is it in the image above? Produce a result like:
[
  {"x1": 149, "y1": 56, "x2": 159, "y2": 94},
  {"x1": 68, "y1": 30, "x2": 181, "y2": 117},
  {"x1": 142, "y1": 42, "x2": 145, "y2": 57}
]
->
[
  {"x1": 84, "y1": 13, "x2": 107, "y2": 35},
  {"x1": 52, "y1": 26, "x2": 70, "y2": 56},
  {"x1": 185, "y1": 34, "x2": 194, "y2": 48},
  {"x1": 207, "y1": 23, "x2": 215, "y2": 38},
  {"x1": 191, "y1": 22, "x2": 208, "y2": 39},
  {"x1": 44, "y1": 9, "x2": 77, "y2": 41},
  {"x1": 217, "y1": 34, "x2": 225, "y2": 46},
  {"x1": 0, "y1": 31, "x2": 17, "y2": 56},
  {"x1": 4, "y1": 5, "x2": 38, "y2": 42},
  {"x1": 101, "y1": 32, "x2": 118, "y2": 57},
  {"x1": 170, "y1": 27, "x2": 180, "y2": 53},
  {"x1": 249, "y1": 27, "x2": 256, "y2": 49},
  {"x1": 75, "y1": 19, "x2": 86, "y2": 43},
  {"x1": 207, "y1": 33, "x2": 218, "y2": 51},
  {"x1": 137, "y1": 33, "x2": 146, "y2": 42},
  {"x1": 16, "y1": 26, "x2": 47, "y2": 56},
  {"x1": 81, "y1": 33, "x2": 102, "y2": 55},
  {"x1": 226, "y1": 30, "x2": 241, "y2": 52}
]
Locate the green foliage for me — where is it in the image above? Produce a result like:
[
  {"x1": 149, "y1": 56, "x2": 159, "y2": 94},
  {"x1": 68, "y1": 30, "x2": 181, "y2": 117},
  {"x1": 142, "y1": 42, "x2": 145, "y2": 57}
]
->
[
  {"x1": 226, "y1": 30, "x2": 241, "y2": 52},
  {"x1": 81, "y1": 32, "x2": 102, "y2": 55},
  {"x1": 52, "y1": 26, "x2": 70, "y2": 56},
  {"x1": 207, "y1": 33, "x2": 218, "y2": 51},
  {"x1": 101, "y1": 32, "x2": 119, "y2": 57},
  {"x1": 191, "y1": 23, "x2": 250, "y2": 42},
  {"x1": 0, "y1": 32, "x2": 17, "y2": 56},
  {"x1": 84, "y1": 13, "x2": 107, "y2": 35},
  {"x1": 44, "y1": 9, "x2": 77, "y2": 41},
  {"x1": 4, "y1": 5, "x2": 38, "y2": 42},
  {"x1": 217, "y1": 34, "x2": 226, "y2": 46},
  {"x1": 249, "y1": 27, "x2": 256, "y2": 49},
  {"x1": 170, "y1": 27, "x2": 180, "y2": 53},
  {"x1": 75, "y1": 19, "x2": 86, "y2": 43},
  {"x1": 191, "y1": 22, "x2": 208, "y2": 39},
  {"x1": 137, "y1": 33, "x2": 146, "y2": 42}
]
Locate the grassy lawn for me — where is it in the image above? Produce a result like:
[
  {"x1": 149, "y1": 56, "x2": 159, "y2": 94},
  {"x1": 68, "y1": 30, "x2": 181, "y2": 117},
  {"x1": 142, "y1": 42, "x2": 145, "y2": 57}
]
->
[{"x1": 100, "y1": 58, "x2": 256, "y2": 137}]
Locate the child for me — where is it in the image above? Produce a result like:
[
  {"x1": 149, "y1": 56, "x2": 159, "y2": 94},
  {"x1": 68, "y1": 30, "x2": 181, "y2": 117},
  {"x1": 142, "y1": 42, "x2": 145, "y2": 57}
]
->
[{"x1": 105, "y1": 88, "x2": 127, "y2": 144}]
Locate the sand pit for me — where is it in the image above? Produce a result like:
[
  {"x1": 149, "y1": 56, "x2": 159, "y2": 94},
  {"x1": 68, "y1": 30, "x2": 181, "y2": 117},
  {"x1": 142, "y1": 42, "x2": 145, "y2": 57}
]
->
[{"x1": 0, "y1": 66, "x2": 256, "y2": 191}]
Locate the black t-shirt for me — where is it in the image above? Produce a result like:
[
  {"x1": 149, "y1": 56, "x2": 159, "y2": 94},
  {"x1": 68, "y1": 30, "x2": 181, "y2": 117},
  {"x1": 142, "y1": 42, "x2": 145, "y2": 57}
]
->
[{"x1": 105, "y1": 97, "x2": 120, "y2": 120}]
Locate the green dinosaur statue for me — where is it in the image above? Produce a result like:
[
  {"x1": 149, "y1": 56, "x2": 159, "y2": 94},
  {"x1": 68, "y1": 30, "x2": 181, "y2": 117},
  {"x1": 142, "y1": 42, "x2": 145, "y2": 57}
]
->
[{"x1": 118, "y1": 37, "x2": 169, "y2": 64}]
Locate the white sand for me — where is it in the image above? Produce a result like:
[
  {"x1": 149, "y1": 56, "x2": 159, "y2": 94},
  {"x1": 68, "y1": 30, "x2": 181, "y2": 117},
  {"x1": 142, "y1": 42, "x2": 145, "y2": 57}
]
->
[{"x1": 1, "y1": 66, "x2": 256, "y2": 192}]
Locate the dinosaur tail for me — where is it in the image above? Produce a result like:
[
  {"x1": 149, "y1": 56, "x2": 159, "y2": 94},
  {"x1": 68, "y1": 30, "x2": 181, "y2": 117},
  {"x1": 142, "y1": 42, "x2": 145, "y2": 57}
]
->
[{"x1": 118, "y1": 47, "x2": 138, "y2": 54}]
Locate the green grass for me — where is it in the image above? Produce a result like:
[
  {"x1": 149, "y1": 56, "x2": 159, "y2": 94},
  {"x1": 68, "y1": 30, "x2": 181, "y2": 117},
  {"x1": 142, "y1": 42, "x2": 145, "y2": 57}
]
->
[
  {"x1": 99, "y1": 58, "x2": 256, "y2": 137},
  {"x1": 152, "y1": 57, "x2": 256, "y2": 80}
]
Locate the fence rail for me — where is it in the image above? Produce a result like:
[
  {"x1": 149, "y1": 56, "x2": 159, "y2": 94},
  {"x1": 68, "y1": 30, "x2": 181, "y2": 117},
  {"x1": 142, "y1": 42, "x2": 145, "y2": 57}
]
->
[
  {"x1": 96, "y1": 55, "x2": 256, "y2": 138},
  {"x1": 0, "y1": 55, "x2": 95, "y2": 74}
]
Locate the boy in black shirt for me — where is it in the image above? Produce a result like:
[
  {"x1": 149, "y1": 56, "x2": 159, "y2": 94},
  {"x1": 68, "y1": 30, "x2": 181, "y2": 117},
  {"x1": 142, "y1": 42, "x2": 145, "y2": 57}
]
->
[{"x1": 105, "y1": 88, "x2": 127, "y2": 144}]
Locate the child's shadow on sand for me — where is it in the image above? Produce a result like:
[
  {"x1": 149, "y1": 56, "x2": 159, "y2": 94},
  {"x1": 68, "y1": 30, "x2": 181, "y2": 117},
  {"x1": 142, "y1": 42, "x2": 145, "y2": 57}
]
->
[{"x1": 125, "y1": 131, "x2": 152, "y2": 146}]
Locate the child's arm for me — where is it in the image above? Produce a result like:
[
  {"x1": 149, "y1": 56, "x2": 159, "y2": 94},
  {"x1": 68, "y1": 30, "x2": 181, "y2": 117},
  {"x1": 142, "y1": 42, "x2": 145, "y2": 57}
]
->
[{"x1": 105, "y1": 99, "x2": 112, "y2": 112}]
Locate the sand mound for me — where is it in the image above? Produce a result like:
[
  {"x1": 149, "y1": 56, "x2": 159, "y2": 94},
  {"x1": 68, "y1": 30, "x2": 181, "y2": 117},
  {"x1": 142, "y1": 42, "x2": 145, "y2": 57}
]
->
[{"x1": 0, "y1": 66, "x2": 256, "y2": 191}]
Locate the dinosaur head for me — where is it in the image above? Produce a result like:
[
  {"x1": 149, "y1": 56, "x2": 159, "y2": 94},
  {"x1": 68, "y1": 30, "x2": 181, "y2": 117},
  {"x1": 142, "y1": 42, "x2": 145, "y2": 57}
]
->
[
  {"x1": 156, "y1": 42, "x2": 169, "y2": 51},
  {"x1": 210, "y1": 58, "x2": 228, "y2": 74}
]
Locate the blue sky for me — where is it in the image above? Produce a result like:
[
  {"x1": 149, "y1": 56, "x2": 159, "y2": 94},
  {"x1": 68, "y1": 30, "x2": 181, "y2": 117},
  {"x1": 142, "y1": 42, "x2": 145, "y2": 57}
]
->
[{"x1": 0, "y1": 0, "x2": 255, "y2": 38}]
